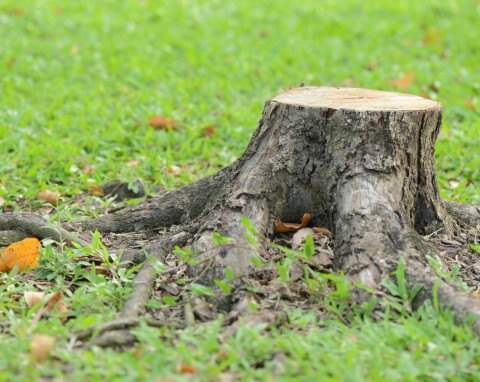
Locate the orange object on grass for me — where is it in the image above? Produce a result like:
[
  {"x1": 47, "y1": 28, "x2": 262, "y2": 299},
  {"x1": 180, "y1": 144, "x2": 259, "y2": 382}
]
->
[{"x1": 0, "y1": 238, "x2": 42, "y2": 273}]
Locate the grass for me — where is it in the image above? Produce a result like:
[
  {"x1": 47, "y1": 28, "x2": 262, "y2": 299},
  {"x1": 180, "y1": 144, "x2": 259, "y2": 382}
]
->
[{"x1": 0, "y1": 0, "x2": 479, "y2": 381}]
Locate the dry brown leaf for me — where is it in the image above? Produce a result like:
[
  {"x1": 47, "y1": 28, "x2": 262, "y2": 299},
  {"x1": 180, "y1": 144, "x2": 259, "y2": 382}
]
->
[
  {"x1": 30, "y1": 334, "x2": 56, "y2": 363},
  {"x1": 149, "y1": 116, "x2": 176, "y2": 130},
  {"x1": 312, "y1": 226, "x2": 333, "y2": 238},
  {"x1": 8, "y1": 8, "x2": 25, "y2": 16},
  {"x1": 89, "y1": 185, "x2": 104, "y2": 197},
  {"x1": 178, "y1": 364, "x2": 196, "y2": 375},
  {"x1": 366, "y1": 61, "x2": 378, "y2": 71},
  {"x1": 37, "y1": 189, "x2": 62, "y2": 205},
  {"x1": 388, "y1": 72, "x2": 415, "y2": 92},
  {"x1": 0, "y1": 238, "x2": 42, "y2": 273},
  {"x1": 46, "y1": 291, "x2": 68, "y2": 316},
  {"x1": 24, "y1": 291, "x2": 45, "y2": 308},
  {"x1": 82, "y1": 165, "x2": 94, "y2": 175},
  {"x1": 126, "y1": 160, "x2": 141, "y2": 167},
  {"x1": 422, "y1": 28, "x2": 442, "y2": 47},
  {"x1": 85, "y1": 266, "x2": 110, "y2": 276},
  {"x1": 465, "y1": 98, "x2": 476, "y2": 110},
  {"x1": 203, "y1": 125, "x2": 216, "y2": 138},
  {"x1": 167, "y1": 165, "x2": 182, "y2": 175},
  {"x1": 292, "y1": 228, "x2": 315, "y2": 250},
  {"x1": 448, "y1": 179, "x2": 460, "y2": 189},
  {"x1": 274, "y1": 213, "x2": 312, "y2": 233}
]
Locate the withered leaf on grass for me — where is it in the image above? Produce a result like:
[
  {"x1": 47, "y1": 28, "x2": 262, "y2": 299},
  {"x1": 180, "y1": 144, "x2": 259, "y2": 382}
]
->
[
  {"x1": 46, "y1": 291, "x2": 68, "y2": 315},
  {"x1": 0, "y1": 238, "x2": 42, "y2": 273},
  {"x1": 312, "y1": 226, "x2": 333, "y2": 238},
  {"x1": 422, "y1": 28, "x2": 442, "y2": 47},
  {"x1": 388, "y1": 72, "x2": 415, "y2": 92},
  {"x1": 203, "y1": 125, "x2": 216, "y2": 138},
  {"x1": 178, "y1": 364, "x2": 197, "y2": 375},
  {"x1": 37, "y1": 189, "x2": 63, "y2": 206},
  {"x1": 24, "y1": 291, "x2": 45, "y2": 308},
  {"x1": 167, "y1": 165, "x2": 182, "y2": 175},
  {"x1": 89, "y1": 185, "x2": 104, "y2": 197},
  {"x1": 149, "y1": 115, "x2": 176, "y2": 130},
  {"x1": 465, "y1": 98, "x2": 476, "y2": 110},
  {"x1": 275, "y1": 213, "x2": 312, "y2": 233},
  {"x1": 30, "y1": 334, "x2": 56, "y2": 363}
]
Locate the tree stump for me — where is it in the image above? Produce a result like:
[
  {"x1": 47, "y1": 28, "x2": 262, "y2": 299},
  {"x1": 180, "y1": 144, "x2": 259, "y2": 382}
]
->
[{"x1": 2, "y1": 87, "x2": 480, "y2": 342}]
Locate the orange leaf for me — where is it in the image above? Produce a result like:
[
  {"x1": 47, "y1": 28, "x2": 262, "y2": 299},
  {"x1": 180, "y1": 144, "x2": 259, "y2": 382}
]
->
[
  {"x1": 178, "y1": 364, "x2": 196, "y2": 375},
  {"x1": 37, "y1": 189, "x2": 62, "y2": 205},
  {"x1": 149, "y1": 116, "x2": 176, "y2": 130},
  {"x1": 388, "y1": 72, "x2": 415, "y2": 92},
  {"x1": 0, "y1": 238, "x2": 42, "y2": 273},
  {"x1": 274, "y1": 213, "x2": 312, "y2": 233}
]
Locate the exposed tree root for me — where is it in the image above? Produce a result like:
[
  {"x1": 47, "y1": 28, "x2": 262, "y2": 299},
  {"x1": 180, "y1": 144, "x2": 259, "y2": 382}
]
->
[
  {"x1": 0, "y1": 212, "x2": 91, "y2": 247},
  {"x1": 84, "y1": 234, "x2": 190, "y2": 347}
]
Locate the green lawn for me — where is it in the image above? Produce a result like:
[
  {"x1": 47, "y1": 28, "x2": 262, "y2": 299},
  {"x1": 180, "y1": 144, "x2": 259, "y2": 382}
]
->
[{"x1": 1, "y1": 1, "x2": 479, "y2": 381}]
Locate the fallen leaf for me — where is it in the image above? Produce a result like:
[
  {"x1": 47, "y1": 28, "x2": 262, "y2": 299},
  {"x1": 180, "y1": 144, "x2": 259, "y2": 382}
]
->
[
  {"x1": 24, "y1": 291, "x2": 45, "y2": 308},
  {"x1": 274, "y1": 213, "x2": 312, "y2": 233},
  {"x1": 37, "y1": 189, "x2": 62, "y2": 205},
  {"x1": 465, "y1": 98, "x2": 476, "y2": 110},
  {"x1": 149, "y1": 116, "x2": 176, "y2": 130},
  {"x1": 167, "y1": 165, "x2": 182, "y2": 175},
  {"x1": 312, "y1": 226, "x2": 333, "y2": 238},
  {"x1": 292, "y1": 228, "x2": 315, "y2": 250},
  {"x1": 448, "y1": 179, "x2": 460, "y2": 189},
  {"x1": 46, "y1": 291, "x2": 68, "y2": 315},
  {"x1": 85, "y1": 266, "x2": 110, "y2": 276},
  {"x1": 30, "y1": 334, "x2": 56, "y2": 363},
  {"x1": 8, "y1": 8, "x2": 25, "y2": 16},
  {"x1": 366, "y1": 61, "x2": 378, "y2": 71},
  {"x1": 89, "y1": 185, "x2": 104, "y2": 197},
  {"x1": 126, "y1": 160, "x2": 141, "y2": 167},
  {"x1": 388, "y1": 72, "x2": 415, "y2": 92},
  {"x1": 82, "y1": 165, "x2": 94, "y2": 175},
  {"x1": 0, "y1": 238, "x2": 42, "y2": 273},
  {"x1": 203, "y1": 125, "x2": 216, "y2": 138},
  {"x1": 422, "y1": 28, "x2": 441, "y2": 47},
  {"x1": 178, "y1": 364, "x2": 196, "y2": 375}
]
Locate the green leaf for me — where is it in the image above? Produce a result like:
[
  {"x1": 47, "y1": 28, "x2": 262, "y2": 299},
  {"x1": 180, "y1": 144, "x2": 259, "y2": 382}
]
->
[
  {"x1": 224, "y1": 267, "x2": 235, "y2": 282},
  {"x1": 212, "y1": 232, "x2": 233, "y2": 246},
  {"x1": 470, "y1": 244, "x2": 480, "y2": 254},
  {"x1": 303, "y1": 235, "x2": 315, "y2": 258},
  {"x1": 162, "y1": 295, "x2": 176, "y2": 307},
  {"x1": 214, "y1": 279, "x2": 232, "y2": 296},
  {"x1": 191, "y1": 283, "x2": 213, "y2": 296}
]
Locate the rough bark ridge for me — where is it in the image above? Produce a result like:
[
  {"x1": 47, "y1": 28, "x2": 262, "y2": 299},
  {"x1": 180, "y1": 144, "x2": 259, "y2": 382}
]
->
[{"x1": 2, "y1": 87, "x2": 480, "y2": 340}]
